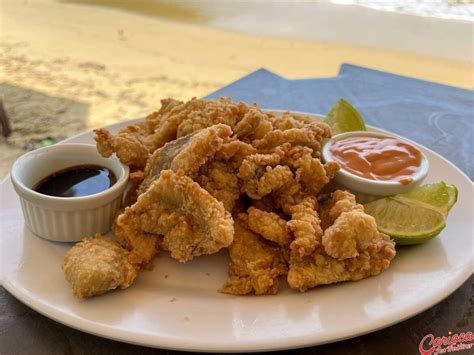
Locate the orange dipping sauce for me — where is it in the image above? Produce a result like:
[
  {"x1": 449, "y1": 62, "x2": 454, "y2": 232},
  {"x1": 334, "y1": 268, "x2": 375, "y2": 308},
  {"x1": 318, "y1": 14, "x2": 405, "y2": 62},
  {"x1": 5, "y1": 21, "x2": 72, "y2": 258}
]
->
[{"x1": 330, "y1": 136, "x2": 423, "y2": 185}]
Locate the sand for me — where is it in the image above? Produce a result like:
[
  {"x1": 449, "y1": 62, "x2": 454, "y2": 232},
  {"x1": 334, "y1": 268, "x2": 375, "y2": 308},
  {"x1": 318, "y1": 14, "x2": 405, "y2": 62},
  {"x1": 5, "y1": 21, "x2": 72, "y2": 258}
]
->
[{"x1": 0, "y1": 0, "x2": 472, "y2": 176}]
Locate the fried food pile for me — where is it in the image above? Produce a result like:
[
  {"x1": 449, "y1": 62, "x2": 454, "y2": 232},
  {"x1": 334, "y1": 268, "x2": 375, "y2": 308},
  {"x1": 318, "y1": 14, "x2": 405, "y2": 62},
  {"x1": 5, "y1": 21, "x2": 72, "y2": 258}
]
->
[{"x1": 62, "y1": 97, "x2": 396, "y2": 298}]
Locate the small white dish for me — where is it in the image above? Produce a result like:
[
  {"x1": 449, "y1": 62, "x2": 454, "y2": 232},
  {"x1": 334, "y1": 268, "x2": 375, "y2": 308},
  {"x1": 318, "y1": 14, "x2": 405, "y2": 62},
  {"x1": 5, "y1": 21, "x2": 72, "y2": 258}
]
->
[
  {"x1": 10, "y1": 144, "x2": 129, "y2": 242},
  {"x1": 322, "y1": 131, "x2": 429, "y2": 196}
]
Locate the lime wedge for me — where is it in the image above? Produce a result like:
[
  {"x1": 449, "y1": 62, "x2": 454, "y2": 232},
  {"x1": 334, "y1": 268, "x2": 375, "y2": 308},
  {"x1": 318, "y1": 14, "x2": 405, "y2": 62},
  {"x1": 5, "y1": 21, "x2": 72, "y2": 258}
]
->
[
  {"x1": 364, "y1": 182, "x2": 458, "y2": 245},
  {"x1": 397, "y1": 181, "x2": 458, "y2": 215},
  {"x1": 324, "y1": 99, "x2": 367, "y2": 134}
]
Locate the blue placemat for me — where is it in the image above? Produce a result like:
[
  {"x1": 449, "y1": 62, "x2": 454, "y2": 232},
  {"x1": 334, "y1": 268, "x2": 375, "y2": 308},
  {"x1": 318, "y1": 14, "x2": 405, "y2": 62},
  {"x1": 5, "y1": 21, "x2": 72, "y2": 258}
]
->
[{"x1": 206, "y1": 64, "x2": 473, "y2": 179}]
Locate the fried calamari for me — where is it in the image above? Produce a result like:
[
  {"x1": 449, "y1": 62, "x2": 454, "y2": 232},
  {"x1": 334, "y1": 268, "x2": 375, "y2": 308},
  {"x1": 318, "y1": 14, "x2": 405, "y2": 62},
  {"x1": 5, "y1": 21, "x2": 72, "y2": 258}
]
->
[
  {"x1": 63, "y1": 97, "x2": 396, "y2": 298},
  {"x1": 62, "y1": 235, "x2": 139, "y2": 298}
]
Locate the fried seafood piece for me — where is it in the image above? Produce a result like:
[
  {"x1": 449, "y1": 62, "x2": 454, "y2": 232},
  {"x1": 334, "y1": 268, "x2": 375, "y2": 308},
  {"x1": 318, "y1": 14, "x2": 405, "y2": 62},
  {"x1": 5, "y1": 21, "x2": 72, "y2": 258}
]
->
[
  {"x1": 247, "y1": 207, "x2": 290, "y2": 246},
  {"x1": 287, "y1": 231, "x2": 396, "y2": 292},
  {"x1": 287, "y1": 208, "x2": 396, "y2": 291},
  {"x1": 277, "y1": 145, "x2": 339, "y2": 195},
  {"x1": 196, "y1": 160, "x2": 241, "y2": 212},
  {"x1": 239, "y1": 142, "x2": 338, "y2": 203},
  {"x1": 322, "y1": 210, "x2": 380, "y2": 260},
  {"x1": 62, "y1": 235, "x2": 139, "y2": 298},
  {"x1": 252, "y1": 123, "x2": 331, "y2": 152},
  {"x1": 241, "y1": 165, "x2": 295, "y2": 200},
  {"x1": 273, "y1": 112, "x2": 317, "y2": 130},
  {"x1": 94, "y1": 99, "x2": 182, "y2": 169},
  {"x1": 94, "y1": 97, "x2": 246, "y2": 169},
  {"x1": 233, "y1": 107, "x2": 273, "y2": 142},
  {"x1": 94, "y1": 122, "x2": 155, "y2": 169},
  {"x1": 117, "y1": 170, "x2": 234, "y2": 263},
  {"x1": 112, "y1": 217, "x2": 161, "y2": 267},
  {"x1": 293, "y1": 155, "x2": 340, "y2": 195},
  {"x1": 272, "y1": 178, "x2": 305, "y2": 215},
  {"x1": 214, "y1": 139, "x2": 256, "y2": 166},
  {"x1": 145, "y1": 97, "x2": 243, "y2": 150},
  {"x1": 138, "y1": 124, "x2": 232, "y2": 194},
  {"x1": 287, "y1": 196, "x2": 322, "y2": 257},
  {"x1": 319, "y1": 190, "x2": 363, "y2": 230},
  {"x1": 175, "y1": 97, "x2": 249, "y2": 137},
  {"x1": 238, "y1": 145, "x2": 288, "y2": 181},
  {"x1": 220, "y1": 214, "x2": 288, "y2": 295}
]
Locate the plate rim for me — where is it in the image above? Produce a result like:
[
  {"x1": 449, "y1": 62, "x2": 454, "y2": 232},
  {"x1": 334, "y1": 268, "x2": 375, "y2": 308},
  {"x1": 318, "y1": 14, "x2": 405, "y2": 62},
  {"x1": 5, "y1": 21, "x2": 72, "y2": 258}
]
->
[{"x1": 1, "y1": 110, "x2": 473, "y2": 352}]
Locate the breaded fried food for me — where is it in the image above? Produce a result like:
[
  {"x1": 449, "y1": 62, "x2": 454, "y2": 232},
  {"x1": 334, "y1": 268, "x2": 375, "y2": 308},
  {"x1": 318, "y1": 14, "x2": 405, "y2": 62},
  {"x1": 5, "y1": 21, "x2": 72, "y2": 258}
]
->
[
  {"x1": 196, "y1": 160, "x2": 241, "y2": 212},
  {"x1": 322, "y1": 210, "x2": 380, "y2": 260},
  {"x1": 233, "y1": 107, "x2": 273, "y2": 141},
  {"x1": 288, "y1": 234, "x2": 396, "y2": 292},
  {"x1": 173, "y1": 97, "x2": 249, "y2": 137},
  {"x1": 63, "y1": 97, "x2": 397, "y2": 299},
  {"x1": 94, "y1": 99, "x2": 181, "y2": 169},
  {"x1": 241, "y1": 165, "x2": 295, "y2": 200},
  {"x1": 138, "y1": 124, "x2": 232, "y2": 194},
  {"x1": 214, "y1": 139, "x2": 257, "y2": 166},
  {"x1": 117, "y1": 170, "x2": 234, "y2": 263},
  {"x1": 247, "y1": 206, "x2": 290, "y2": 246},
  {"x1": 252, "y1": 123, "x2": 331, "y2": 152},
  {"x1": 62, "y1": 235, "x2": 139, "y2": 298},
  {"x1": 319, "y1": 190, "x2": 364, "y2": 230},
  {"x1": 221, "y1": 214, "x2": 287, "y2": 295},
  {"x1": 287, "y1": 196, "x2": 322, "y2": 257},
  {"x1": 287, "y1": 208, "x2": 396, "y2": 292},
  {"x1": 94, "y1": 98, "x2": 246, "y2": 168},
  {"x1": 272, "y1": 112, "x2": 317, "y2": 130}
]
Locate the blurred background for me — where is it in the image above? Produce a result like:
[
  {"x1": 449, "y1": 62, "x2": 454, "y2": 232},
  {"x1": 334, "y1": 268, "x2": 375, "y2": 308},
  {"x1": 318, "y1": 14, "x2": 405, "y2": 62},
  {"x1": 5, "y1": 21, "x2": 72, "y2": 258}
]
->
[{"x1": 0, "y1": 0, "x2": 473, "y2": 176}]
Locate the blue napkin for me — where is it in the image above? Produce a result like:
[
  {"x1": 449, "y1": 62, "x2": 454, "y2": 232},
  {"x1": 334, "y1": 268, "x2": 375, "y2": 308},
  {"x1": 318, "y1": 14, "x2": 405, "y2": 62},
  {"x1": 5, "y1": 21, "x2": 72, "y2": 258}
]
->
[{"x1": 206, "y1": 64, "x2": 473, "y2": 179}]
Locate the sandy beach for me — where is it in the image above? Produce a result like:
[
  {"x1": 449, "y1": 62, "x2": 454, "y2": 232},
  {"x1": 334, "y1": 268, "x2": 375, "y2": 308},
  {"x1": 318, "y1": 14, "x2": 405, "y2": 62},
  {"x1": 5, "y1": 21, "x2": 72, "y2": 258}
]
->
[{"x1": 0, "y1": 0, "x2": 472, "y2": 176}]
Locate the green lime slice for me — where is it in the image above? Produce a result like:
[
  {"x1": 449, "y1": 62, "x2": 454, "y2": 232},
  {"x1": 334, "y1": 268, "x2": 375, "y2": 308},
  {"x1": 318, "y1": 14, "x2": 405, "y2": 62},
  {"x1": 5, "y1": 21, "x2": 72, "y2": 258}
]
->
[
  {"x1": 324, "y1": 98, "x2": 367, "y2": 134},
  {"x1": 364, "y1": 182, "x2": 458, "y2": 245},
  {"x1": 395, "y1": 181, "x2": 458, "y2": 216}
]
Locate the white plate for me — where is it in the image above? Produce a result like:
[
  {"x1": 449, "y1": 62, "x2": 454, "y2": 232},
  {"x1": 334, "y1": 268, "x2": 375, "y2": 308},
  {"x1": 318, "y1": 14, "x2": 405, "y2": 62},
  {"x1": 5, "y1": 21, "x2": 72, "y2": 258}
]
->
[{"x1": 0, "y1": 113, "x2": 472, "y2": 352}]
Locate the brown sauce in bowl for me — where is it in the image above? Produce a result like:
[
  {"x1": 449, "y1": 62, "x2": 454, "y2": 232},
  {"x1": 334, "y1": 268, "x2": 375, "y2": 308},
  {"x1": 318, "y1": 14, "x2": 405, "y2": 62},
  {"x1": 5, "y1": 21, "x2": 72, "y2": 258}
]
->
[{"x1": 34, "y1": 165, "x2": 116, "y2": 197}]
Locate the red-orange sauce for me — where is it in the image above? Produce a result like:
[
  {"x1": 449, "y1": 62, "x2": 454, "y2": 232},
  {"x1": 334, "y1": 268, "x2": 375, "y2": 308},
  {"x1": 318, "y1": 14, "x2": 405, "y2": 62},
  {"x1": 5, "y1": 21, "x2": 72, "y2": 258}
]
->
[{"x1": 329, "y1": 136, "x2": 423, "y2": 185}]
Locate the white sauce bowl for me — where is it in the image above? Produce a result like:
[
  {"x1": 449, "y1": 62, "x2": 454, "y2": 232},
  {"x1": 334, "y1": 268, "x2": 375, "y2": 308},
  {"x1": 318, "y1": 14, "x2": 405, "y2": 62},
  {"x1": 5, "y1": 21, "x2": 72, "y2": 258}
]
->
[
  {"x1": 10, "y1": 144, "x2": 129, "y2": 242},
  {"x1": 322, "y1": 131, "x2": 429, "y2": 196}
]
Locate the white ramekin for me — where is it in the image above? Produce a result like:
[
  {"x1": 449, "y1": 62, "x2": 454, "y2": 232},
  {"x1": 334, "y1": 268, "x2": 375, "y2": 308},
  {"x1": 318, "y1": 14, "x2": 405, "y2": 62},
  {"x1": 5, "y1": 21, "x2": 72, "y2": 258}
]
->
[
  {"x1": 10, "y1": 144, "x2": 129, "y2": 242},
  {"x1": 322, "y1": 131, "x2": 429, "y2": 196}
]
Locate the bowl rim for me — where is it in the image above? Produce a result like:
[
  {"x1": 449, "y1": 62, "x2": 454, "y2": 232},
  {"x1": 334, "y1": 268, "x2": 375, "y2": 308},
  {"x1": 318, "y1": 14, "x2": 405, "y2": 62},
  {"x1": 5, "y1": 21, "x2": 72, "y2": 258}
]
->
[
  {"x1": 322, "y1": 130, "x2": 430, "y2": 187},
  {"x1": 10, "y1": 143, "x2": 129, "y2": 205}
]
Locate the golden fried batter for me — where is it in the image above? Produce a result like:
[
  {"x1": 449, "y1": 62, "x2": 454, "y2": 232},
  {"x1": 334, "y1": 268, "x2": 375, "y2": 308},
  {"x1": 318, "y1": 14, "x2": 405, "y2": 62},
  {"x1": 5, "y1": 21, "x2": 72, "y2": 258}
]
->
[
  {"x1": 322, "y1": 210, "x2": 380, "y2": 260},
  {"x1": 287, "y1": 196, "x2": 322, "y2": 257},
  {"x1": 288, "y1": 233, "x2": 395, "y2": 292},
  {"x1": 117, "y1": 170, "x2": 234, "y2": 263},
  {"x1": 252, "y1": 123, "x2": 331, "y2": 152},
  {"x1": 138, "y1": 124, "x2": 232, "y2": 194},
  {"x1": 294, "y1": 155, "x2": 340, "y2": 195},
  {"x1": 242, "y1": 165, "x2": 294, "y2": 200},
  {"x1": 247, "y1": 207, "x2": 290, "y2": 246},
  {"x1": 214, "y1": 139, "x2": 257, "y2": 167},
  {"x1": 233, "y1": 107, "x2": 273, "y2": 141},
  {"x1": 319, "y1": 190, "x2": 364, "y2": 230},
  {"x1": 273, "y1": 112, "x2": 317, "y2": 130},
  {"x1": 220, "y1": 214, "x2": 287, "y2": 295},
  {"x1": 196, "y1": 160, "x2": 241, "y2": 212},
  {"x1": 175, "y1": 97, "x2": 249, "y2": 137},
  {"x1": 64, "y1": 97, "x2": 397, "y2": 298},
  {"x1": 63, "y1": 235, "x2": 139, "y2": 298}
]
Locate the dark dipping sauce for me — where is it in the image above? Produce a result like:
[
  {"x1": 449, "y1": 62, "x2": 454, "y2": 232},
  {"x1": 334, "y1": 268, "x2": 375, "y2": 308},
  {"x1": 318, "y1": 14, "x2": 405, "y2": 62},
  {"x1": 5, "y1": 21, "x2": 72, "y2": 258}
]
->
[{"x1": 34, "y1": 165, "x2": 116, "y2": 198}]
